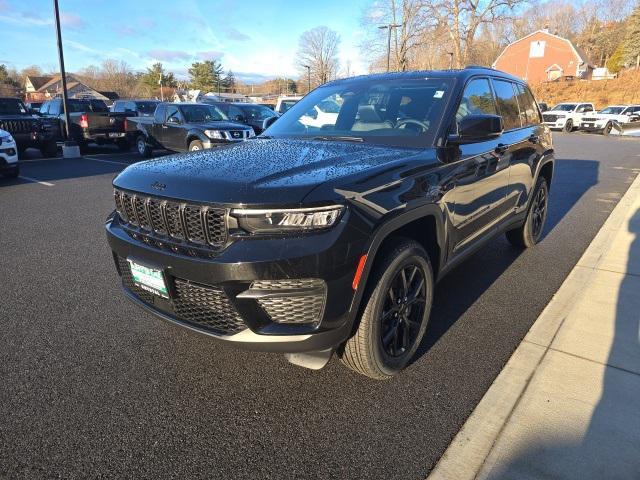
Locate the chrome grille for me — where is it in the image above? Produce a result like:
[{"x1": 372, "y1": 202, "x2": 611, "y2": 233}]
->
[
  {"x1": 114, "y1": 189, "x2": 227, "y2": 250},
  {"x1": 543, "y1": 114, "x2": 558, "y2": 122}
]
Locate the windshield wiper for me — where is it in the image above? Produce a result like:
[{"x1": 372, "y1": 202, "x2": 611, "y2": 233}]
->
[{"x1": 312, "y1": 135, "x2": 364, "y2": 143}]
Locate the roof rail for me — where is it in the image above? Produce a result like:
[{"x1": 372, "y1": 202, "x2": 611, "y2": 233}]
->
[{"x1": 465, "y1": 65, "x2": 493, "y2": 70}]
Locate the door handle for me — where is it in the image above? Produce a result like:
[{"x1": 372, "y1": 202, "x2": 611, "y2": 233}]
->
[
  {"x1": 529, "y1": 134, "x2": 539, "y2": 144},
  {"x1": 495, "y1": 143, "x2": 508, "y2": 155}
]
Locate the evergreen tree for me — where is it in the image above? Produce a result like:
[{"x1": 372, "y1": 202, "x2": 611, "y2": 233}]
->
[
  {"x1": 188, "y1": 60, "x2": 224, "y2": 93},
  {"x1": 622, "y1": 3, "x2": 640, "y2": 67},
  {"x1": 607, "y1": 44, "x2": 626, "y2": 74},
  {"x1": 139, "y1": 63, "x2": 176, "y2": 94},
  {"x1": 222, "y1": 70, "x2": 236, "y2": 93}
]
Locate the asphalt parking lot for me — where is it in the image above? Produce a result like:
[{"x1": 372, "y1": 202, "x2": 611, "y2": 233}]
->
[{"x1": 1, "y1": 134, "x2": 639, "y2": 479}]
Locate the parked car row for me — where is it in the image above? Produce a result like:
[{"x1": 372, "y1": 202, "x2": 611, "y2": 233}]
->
[{"x1": 541, "y1": 102, "x2": 640, "y2": 134}]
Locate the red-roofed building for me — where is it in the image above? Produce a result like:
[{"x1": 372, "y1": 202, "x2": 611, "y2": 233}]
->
[{"x1": 493, "y1": 30, "x2": 594, "y2": 84}]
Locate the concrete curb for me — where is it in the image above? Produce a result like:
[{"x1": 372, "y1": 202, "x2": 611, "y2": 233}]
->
[{"x1": 427, "y1": 169, "x2": 640, "y2": 480}]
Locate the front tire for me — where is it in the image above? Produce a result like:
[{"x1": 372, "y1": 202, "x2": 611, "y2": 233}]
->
[
  {"x1": 603, "y1": 122, "x2": 613, "y2": 135},
  {"x1": 505, "y1": 176, "x2": 549, "y2": 248},
  {"x1": 189, "y1": 139, "x2": 204, "y2": 151},
  {"x1": 340, "y1": 239, "x2": 433, "y2": 380},
  {"x1": 563, "y1": 119, "x2": 573, "y2": 133}
]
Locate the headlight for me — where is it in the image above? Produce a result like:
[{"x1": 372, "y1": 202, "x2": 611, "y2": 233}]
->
[
  {"x1": 231, "y1": 205, "x2": 344, "y2": 234},
  {"x1": 248, "y1": 129, "x2": 255, "y2": 138},
  {"x1": 204, "y1": 129, "x2": 225, "y2": 139}
]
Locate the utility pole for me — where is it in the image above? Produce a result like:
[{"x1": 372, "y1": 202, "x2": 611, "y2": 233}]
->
[
  {"x1": 448, "y1": 52, "x2": 454, "y2": 69},
  {"x1": 378, "y1": 23, "x2": 402, "y2": 72},
  {"x1": 303, "y1": 65, "x2": 311, "y2": 93},
  {"x1": 53, "y1": 0, "x2": 78, "y2": 157},
  {"x1": 159, "y1": 72, "x2": 164, "y2": 101}
]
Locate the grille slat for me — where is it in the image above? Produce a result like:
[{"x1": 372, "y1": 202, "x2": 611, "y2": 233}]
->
[
  {"x1": 147, "y1": 199, "x2": 166, "y2": 234},
  {"x1": 133, "y1": 196, "x2": 151, "y2": 229},
  {"x1": 184, "y1": 206, "x2": 206, "y2": 244},
  {"x1": 165, "y1": 202, "x2": 184, "y2": 239},
  {"x1": 206, "y1": 209, "x2": 227, "y2": 247}
]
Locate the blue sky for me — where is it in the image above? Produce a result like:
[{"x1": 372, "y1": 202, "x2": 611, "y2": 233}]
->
[{"x1": 0, "y1": 0, "x2": 372, "y2": 83}]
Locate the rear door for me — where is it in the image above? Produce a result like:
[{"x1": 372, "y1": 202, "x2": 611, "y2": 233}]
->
[
  {"x1": 510, "y1": 82, "x2": 546, "y2": 211},
  {"x1": 448, "y1": 77, "x2": 513, "y2": 253}
]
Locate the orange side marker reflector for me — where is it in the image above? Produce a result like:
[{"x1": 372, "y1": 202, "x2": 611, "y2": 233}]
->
[{"x1": 352, "y1": 254, "x2": 368, "y2": 290}]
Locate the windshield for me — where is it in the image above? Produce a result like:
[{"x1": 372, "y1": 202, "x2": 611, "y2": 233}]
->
[
  {"x1": 179, "y1": 104, "x2": 228, "y2": 122},
  {"x1": 0, "y1": 98, "x2": 27, "y2": 115},
  {"x1": 136, "y1": 102, "x2": 159, "y2": 114},
  {"x1": 265, "y1": 78, "x2": 453, "y2": 148},
  {"x1": 599, "y1": 106, "x2": 625, "y2": 114},
  {"x1": 279, "y1": 100, "x2": 297, "y2": 113},
  {"x1": 552, "y1": 104, "x2": 577, "y2": 112},
  {"x1": 239, "y1": 104, "x2": 277, "y2": 121}
]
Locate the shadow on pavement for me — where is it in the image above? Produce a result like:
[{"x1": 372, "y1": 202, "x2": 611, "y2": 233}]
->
[
  {"x1": 481, "y1": 208, "x2": 640, "y2": 479},
  {"x1": 414, "y1": 158, "x2": 600, "y2": 362}
]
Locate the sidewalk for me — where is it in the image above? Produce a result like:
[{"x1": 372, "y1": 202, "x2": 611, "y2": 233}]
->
[{"x1": 429, "y1": 171, "x2": 640, "y2": 480}]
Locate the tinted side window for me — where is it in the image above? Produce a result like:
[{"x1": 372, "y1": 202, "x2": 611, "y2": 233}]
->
[
  {"x1": 154, "y1": 104, "x2": 165, "y2": 123},
  {"x1": 50, "y1": 100, "x2": 61, "y2": 116},
  {"x1": 456, "y1": 78, "x2": 497, "y2": 125},
  {"x1": 113, "y1": 101, "x2": 124, "y2": 113},
  {"x1": 126, "y1": 102, "x2": 136, "y2": 112},
  {"x1": 580, "y1": 104, "x2": 593, "y2": 113},
  {"x1": 228, "y1": 105, "x2": 244, "y2": 119},
  {"x1": 165, "y1": 106, "x2": 181, "y2": 122},
  {"x1": 516, "y1": 84, "x2": 541, "y2": 125},
  {"x1": 492, "y1": 79, "x2": 521, "y2": 130},
  {"x1": 39, "y1": 102, "x2": 49, "y2": 114}
]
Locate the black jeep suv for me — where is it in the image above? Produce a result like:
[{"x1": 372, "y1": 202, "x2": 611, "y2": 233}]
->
[{"x1": 106, "y1": 67, "x2": 553, "y2": 379}]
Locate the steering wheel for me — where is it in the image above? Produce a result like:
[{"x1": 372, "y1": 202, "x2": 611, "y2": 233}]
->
[{"x1": 396, "y1": 118, "x2": 429, "y2": 133}]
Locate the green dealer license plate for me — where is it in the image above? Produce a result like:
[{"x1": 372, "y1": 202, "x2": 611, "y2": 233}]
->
[{"x1": 128, "y1": 259, "x2": 169, "y2": 298}]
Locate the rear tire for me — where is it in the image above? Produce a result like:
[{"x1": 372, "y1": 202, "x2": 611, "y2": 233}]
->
[
  {"x1": 506, "y1": 176, "x2": 549, "y2": 248},
  {"x1": 40, "y1": 141, "x2": 58, "y2": 158},
  {"x1": 189, "y1": 139, "x2": 204, "y2": 151},
  {"x1": 136, "y1": 135, "x2": 152, "y2": 158},
  {"x1": 339, "y1": 239, "x2": 433, "y2": 380}
]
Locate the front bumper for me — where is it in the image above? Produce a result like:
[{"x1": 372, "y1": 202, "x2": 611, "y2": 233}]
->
[
  {"x1": 0, "y1": 142, "x2": 18, "y2": 168},
  {"x1": 106, "y1": 213, "x2": 365, "y2": 352},
  {"x1": 544, "y1": 120, "x2": 567, "y2": 130}
]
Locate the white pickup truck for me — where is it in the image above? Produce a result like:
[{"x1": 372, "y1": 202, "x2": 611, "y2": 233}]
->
[
  {"x1": 542, "y1": 102, "x2": 595, "y2": 132},
  {"x1": 579, "y1": 105, "x2": 640, "y2": 135}
]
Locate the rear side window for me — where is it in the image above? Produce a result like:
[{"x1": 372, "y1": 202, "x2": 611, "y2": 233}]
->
[
  {"x1": 515, "y1": 84, "x2": 541, "y2": 125},
  {"x1": 154, "y1": 104, "x2": 166, "y2": 123},
  {"x1": 492, "y1": 79, "x2": 521, "y2": 130},
  {"x1": 456, "y1": 78, "x2": 497, "y2": 124},
  {"x1": 39, "y1": 102, "x2": 50, "y2": 114},
  {"x1": 112, "y1": 101, "x2": 124, "y2": 113}
]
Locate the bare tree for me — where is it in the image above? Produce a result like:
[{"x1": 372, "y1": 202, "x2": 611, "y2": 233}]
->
[
  {"x1": 296, "y1": 26, "x2": 341, "y2": 86},
  {"x1": 425, "y1": 0, "x2": 529, "y2": 68}
]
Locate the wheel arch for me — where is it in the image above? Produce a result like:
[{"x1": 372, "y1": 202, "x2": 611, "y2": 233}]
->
[
  {"x1": 186, "y1": 130, "x2": 207, "y2": 148},
  {"x1": 348, "y1": 205, "x2": 446, "y2": 324}
]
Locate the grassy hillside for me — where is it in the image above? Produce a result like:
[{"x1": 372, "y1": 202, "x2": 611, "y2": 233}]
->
[{"x1": 531, "y1": 70, "x2": 640, "y2": 109}]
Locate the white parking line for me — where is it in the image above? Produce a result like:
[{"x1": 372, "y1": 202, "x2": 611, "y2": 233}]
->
[
  {"x1": 18, "y1": 176, "x2": 54, "y2": 186},
  {"x1": 82, "y1": 156, "x2": 132, "y2": 166}
]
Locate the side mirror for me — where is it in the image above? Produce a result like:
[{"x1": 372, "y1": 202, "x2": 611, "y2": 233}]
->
[
  {"x1": 262, "y1": 116, "x2": 278, "y2": 131},
  {"x1": 449, "y1": 114, "x2": 503, "y2": 143},
  {"x1": 233, "y1": 114, "x2": 246, "y2": 123},
  {"x1": 167, "y1": 116, "x2": 180, "y2": 124}
]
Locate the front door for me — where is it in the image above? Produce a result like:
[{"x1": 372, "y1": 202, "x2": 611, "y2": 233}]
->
[
  {"x1": 161, "y1": 105, "x2": 184, "y2": 151},
  {"x1": 447, "y1": 77, "x2": 512, "y2": 253}
]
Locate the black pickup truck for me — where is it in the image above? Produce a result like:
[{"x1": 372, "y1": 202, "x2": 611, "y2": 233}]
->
[
  {"x1": 0, "y1": 97, "x2": 58, "y2": 158},
  {"x1": 38, "y1": 98, "x2": 129, "y2": 152},
  {"x1": 106, "y1": 67, "x2": 554, "y2": 379},
  {"x1": 127, "y1": 102, "x2": 254, "y2": 157}
]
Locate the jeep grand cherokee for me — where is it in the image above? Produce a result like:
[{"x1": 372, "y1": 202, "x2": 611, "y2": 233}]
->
[{"x1": 106, "y1": 67, "x2": 554, "y2": 379}]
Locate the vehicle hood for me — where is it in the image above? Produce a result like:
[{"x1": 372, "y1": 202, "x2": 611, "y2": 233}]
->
[
  {"x1": 187, "y1": 120, "x2": 249, "y2": 130},
  {"x1": 0, "y1": 114, "x2": 39, "y2": 121},
  {"x1": 113, "y1": 138, "x2": 423, "y2": 205}
]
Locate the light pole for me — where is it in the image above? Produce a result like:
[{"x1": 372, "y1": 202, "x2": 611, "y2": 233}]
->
[
  {"x1": 378, "y1": 23, "x2": 402, "y2": 72},
  {"x1": 303, "y1": 65, "x2": 311, "y2": 93},
  {"x1": 53, "y1": 0, "x2": 78, "y2": 157}
]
